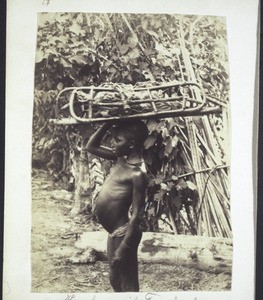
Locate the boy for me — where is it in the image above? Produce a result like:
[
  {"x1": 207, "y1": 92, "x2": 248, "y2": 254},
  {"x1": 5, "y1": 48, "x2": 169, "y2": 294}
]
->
[{"x1": 86, "y1": 120, "x2": 148, "y2": 292}]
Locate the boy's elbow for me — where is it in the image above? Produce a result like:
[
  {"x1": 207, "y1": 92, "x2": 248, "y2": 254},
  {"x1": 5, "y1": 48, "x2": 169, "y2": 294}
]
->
[
  {"x1": 86, "y1": 142, "x2": 92, "y2": 152},
  {"x1": 86, "y1": 138, "x2": 95, "y2": 151},
  {"x1": 86, "y1": 143, "x2": 95, "y2": 154}
]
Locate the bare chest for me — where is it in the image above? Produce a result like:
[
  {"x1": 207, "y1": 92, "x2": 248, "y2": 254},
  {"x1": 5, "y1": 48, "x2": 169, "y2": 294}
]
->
[{"x1": 104, "y1": 164, "x2": 132, "y2": 187}]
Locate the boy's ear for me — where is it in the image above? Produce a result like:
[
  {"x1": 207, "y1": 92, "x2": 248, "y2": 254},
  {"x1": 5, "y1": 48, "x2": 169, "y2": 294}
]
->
[{"x1": 129, "y1": 140, "x2": 136, "y2": 149}]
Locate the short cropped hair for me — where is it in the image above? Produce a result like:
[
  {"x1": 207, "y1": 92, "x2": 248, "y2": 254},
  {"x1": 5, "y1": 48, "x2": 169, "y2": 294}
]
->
[{"x1": 116, "y1": 120, "x2": 149, "y2": 146}]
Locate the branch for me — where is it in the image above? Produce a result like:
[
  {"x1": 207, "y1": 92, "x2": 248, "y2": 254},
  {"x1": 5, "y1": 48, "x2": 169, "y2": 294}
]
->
[
  {"x1": 103, "y1": 13, "x2": 114, "y2": 31},
  {"x1": 69, "y1": 46, "x2": 120, "y2": 70},
  {"x1": 176, "y1": 165, "x2": 229, "y2": 179},
  {"x1": 206, "y1": 96, "x2": 228, "y2": 107},
  {"x1": 120, "y1": 13, "x2": 146, "y2": 53},
  {"x1": 189, "y1": 15, "x2": 203, "y2": 50}
]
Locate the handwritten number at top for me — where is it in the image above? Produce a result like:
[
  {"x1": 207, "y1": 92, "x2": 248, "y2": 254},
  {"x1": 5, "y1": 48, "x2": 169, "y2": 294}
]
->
[{"x1": 42, "y1": 0, "x2": 50, "y2": 6}]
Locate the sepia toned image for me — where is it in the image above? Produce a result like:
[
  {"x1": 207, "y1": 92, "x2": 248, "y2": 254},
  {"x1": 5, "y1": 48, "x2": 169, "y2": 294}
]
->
[{"x1": 31, "y1": 13, "x2": 232, "y2": 293}]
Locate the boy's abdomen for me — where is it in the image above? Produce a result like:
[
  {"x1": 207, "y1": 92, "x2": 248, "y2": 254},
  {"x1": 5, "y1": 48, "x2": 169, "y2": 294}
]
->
[{"x1": 95, "y1": 179, "x2": 132, "y2": 233}]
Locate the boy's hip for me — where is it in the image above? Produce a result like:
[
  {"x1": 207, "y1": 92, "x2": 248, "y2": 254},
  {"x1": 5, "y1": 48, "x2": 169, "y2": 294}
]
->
[{"x1": 108, "y1": 225, "x2": 142, "y2": 247}]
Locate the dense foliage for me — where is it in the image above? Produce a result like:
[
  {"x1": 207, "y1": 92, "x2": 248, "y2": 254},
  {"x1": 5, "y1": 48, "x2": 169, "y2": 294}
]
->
[{"x1": 33, "y1": 13, "x2": 230, "y2": 235}]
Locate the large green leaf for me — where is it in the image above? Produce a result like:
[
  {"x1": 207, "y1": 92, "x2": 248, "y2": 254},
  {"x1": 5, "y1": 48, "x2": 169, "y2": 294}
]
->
[
  {"x1": 127, "y1": 48, "x2": 140, "y2": 59},
  {"x1": 119, "y1": 44, "x2": 129, "y2": 55},
  {"x1": 147, "y1": 30, "x2": 159, "y2": 39},
  {"x1": 127, "y1": 35, "x2": 138, "y2": 48},
  {"x1": 144, "y1": 135, "x2": 157, "y2": 149},
  {"x1": 35, "y1": 50, "x2": 46, "y2": 63}
]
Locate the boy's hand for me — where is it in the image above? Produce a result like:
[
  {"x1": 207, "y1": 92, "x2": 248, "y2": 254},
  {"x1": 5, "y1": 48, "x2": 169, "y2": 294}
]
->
[
  {"x1": 111, "y1": 246, "x2": 127, "y2": 268},
  {"x1": 111, "y1": 253, "x2": 123, "y2": 268}
]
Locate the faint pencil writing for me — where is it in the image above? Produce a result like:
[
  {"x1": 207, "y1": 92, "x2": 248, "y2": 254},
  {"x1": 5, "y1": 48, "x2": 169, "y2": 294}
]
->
[
  {"x1": 145, "y1": 293, "x2": 160, "y2": 300},
  {"x1": 65, "y1": 294, "x2": 75, "y2": 300},
  {"x1": 42, "y1": 0, "x2": 50, "y2": 6}
]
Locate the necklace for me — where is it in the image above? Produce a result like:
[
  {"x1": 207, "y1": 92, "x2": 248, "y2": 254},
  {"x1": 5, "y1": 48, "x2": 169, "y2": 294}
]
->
[{"x1": 124, "y1": 156, "x2": 144, "y2": 166}]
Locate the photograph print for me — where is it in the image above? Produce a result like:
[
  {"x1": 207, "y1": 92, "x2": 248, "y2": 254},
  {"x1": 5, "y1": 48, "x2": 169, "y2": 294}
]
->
[{"x1": 31, "y1": 12, "x2": 232, "y2": 293}]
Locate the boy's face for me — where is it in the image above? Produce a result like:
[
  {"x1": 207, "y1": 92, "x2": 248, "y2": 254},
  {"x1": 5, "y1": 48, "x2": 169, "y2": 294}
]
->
[{"x1": 111, "y1": 131, "x2": 133, "y2": 157}]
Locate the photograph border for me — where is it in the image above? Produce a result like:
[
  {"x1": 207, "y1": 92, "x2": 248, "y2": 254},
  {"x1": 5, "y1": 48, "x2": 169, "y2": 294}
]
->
[{"x1": 4, "y1": 0, "x2": 259, "y2": 299}]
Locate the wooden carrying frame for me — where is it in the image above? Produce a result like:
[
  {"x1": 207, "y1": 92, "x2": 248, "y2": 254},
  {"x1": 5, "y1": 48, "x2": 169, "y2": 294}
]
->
[{"x1": 52, "y1": 81, "x2": 221, "y2": 124}]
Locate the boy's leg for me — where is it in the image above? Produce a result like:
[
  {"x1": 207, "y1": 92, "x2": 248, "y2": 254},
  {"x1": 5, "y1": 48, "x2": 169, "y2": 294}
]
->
[
  {"x1": 107, "y1": 235, "x2": 121, "y2": 292},
  {"x1": 119, "y1": 230, "x2": 142, "y2": 292}
]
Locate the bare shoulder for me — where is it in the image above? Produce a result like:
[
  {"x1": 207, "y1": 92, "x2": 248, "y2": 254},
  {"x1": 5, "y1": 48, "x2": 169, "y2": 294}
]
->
[{"x1": 131, "y1": 168, "x2": 147, "y2": 185}]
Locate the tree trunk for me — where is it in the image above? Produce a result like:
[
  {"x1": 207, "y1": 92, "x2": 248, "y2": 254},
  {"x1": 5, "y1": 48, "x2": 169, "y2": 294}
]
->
[
  {"x1": 70, "y1": 140, "x2": 90, "y2": 216},
  {"x1": 75, "y1": 231, "x2": 232, "y2": 273}
]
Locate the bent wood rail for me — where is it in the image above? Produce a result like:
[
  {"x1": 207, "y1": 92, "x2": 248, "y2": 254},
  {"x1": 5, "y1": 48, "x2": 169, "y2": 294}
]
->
[{"x1": 50, "y1": 81, "x2": 221, "y2": 125}]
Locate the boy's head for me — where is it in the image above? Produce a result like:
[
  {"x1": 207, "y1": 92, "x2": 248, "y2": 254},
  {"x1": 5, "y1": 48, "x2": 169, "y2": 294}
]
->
[{"x1": 111, "y1": 120, "x2": 149, "y2": 156}]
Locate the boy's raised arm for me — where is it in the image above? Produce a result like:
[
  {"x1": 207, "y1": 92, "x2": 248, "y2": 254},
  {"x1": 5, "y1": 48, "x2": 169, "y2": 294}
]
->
[{"x1": 86, "y1": 123, "x2": 116, "y2": 160}]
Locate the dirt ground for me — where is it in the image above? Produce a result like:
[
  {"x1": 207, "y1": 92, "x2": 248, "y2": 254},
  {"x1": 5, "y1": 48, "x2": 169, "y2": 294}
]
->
[{"x1": 31, "y1": 169, "x2": 231, "y2": 293}]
